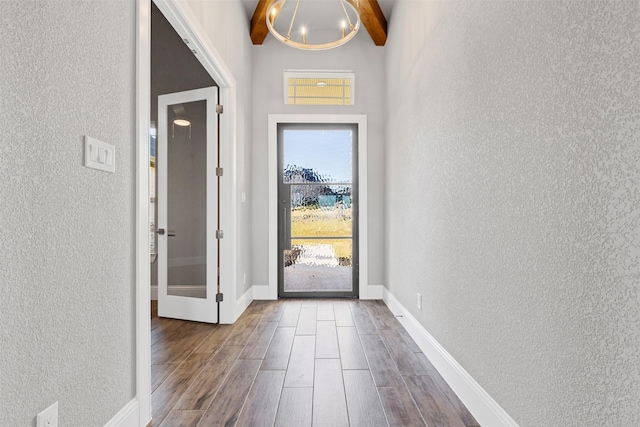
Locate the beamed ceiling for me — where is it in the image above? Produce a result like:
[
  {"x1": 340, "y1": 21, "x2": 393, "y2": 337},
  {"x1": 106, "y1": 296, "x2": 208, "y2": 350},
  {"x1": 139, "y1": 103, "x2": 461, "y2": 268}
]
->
[{"x1": 246, "y1": 0, "x2": 392, "y2": 46}]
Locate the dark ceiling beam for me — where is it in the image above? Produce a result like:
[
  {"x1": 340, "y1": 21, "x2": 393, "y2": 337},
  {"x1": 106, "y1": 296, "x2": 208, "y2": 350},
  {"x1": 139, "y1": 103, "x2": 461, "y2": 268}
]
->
[
  {"x1": 250, "y1": 0, "x2": 271, "y2": 45},
  {"x1": 250, "y1": 0, "x2": 388, "y2": 46}
]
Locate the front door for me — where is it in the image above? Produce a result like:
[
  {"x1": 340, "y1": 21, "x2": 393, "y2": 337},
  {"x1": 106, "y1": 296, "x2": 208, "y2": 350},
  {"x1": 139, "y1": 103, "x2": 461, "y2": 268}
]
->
[
  {"x1": 157, "y1": 87, "x2": 218, "y2": 323},
  {"x1": 278, "y1": 123, "x2": 359, "y2": 298}
]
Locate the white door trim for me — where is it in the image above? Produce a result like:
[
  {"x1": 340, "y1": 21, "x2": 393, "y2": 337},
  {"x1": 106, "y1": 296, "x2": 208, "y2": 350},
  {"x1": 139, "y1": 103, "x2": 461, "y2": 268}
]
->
[
  {"x1": 267, "y1": 114, "x2": 369, "y2": 300},
  {"x1": 135, "y1": 1, "x2": 151, "y2": 424},
  {"x1": 136, "y1": 0, "x2": 238, "y2": 424}
]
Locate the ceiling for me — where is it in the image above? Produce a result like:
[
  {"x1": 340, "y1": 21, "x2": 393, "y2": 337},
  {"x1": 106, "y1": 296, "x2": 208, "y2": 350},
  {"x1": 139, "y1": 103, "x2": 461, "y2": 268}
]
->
[
  {"x1": 151, "y1": 3, "x2": 215, "y2": 124},
  {"x1": 241, "y1": 0, "x2": 396, "y2": 46}
]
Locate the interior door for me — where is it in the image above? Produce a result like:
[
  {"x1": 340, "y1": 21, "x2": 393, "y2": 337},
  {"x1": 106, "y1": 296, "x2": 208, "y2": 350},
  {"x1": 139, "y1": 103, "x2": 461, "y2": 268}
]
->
[
  {"x1": 278, "y1": 123, "x2": 359, "y2": 298},
  {"x1": 157, "y1": 87, "x2": 218, "y2": 323}
]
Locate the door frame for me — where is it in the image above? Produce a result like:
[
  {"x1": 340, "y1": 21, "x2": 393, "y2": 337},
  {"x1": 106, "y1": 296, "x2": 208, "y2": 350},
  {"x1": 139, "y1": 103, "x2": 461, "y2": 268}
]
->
[
  {"x1": 136, "y1": 0, "x2": 238, "y2": 424},
  {"x1": 265, "y1": 114, "x2": 370, "y2": 301}
]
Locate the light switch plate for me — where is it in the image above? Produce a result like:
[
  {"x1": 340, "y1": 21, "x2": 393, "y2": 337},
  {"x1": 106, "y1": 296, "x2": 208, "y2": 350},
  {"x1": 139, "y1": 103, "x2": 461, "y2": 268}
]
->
[{"x1": 84, "y1": 135, "x2": 115, "y2": 173}]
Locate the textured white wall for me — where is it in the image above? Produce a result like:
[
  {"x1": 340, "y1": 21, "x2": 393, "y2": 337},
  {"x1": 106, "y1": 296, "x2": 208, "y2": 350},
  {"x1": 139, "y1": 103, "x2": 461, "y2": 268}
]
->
[
  {"x1": 0, "y1": 1, "x2": 136, "y2": 425},
  {"x1": 184, "y1": 0, "x2": 255, "y2": 298},
  {"x1": 251, "y1": 30, "x2": 386, "y2": 290},
  {"x1": 385, "y1": 1, "x2": 640, "y2": 425}
]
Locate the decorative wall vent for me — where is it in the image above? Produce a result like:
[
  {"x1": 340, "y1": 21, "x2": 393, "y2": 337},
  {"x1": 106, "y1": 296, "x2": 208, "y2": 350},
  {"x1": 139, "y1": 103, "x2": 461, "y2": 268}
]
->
[{"x1": 284, "y1": 70, "x2": 355, "y2": 105}]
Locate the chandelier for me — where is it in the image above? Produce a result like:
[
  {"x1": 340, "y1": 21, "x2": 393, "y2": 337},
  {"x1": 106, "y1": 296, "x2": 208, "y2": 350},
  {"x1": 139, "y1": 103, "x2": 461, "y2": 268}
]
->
[{"x1": 266, "y1": 0, "x2": 361, "y2": 50}]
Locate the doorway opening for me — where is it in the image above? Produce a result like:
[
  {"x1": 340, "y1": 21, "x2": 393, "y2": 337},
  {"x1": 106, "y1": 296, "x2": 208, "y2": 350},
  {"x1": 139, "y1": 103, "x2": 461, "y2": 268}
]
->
[
  {"x1": 278, "y1": 123, "x2": 359, "y2": 298},
  {"x1": 267, "y1": 114, "x2": 369, "y2": 301},
  {"x1": 151, "y1": 3, "x2": 219, "y2": 323},
  {"x1": 138, "y1": 0, "x2": 239, "y2": 423}
]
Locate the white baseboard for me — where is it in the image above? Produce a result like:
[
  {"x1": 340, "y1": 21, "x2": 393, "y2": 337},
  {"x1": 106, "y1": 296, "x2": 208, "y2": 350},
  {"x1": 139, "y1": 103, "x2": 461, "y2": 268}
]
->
[
  {"x1": 104, "y1": 398, "x2": 139, "y2": 427},
  {"x1": 252, "y1": 285, "x2": 272, "y2": 300},
  {"x1": 363, "y1": 284, "x2": 383, "y2": 299},
  {"x1": 234, "y1": 286, "x2": 254, "y2": 322},
  {"x1": 382, "y1": 288, "x2": 519, "y2": 427}
]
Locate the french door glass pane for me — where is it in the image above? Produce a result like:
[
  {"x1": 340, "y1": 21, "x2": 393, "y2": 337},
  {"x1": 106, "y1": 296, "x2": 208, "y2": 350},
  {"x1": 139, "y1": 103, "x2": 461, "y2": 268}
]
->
[{"x1": 167, "y1": 100, "x2": 207, "y2": 298}]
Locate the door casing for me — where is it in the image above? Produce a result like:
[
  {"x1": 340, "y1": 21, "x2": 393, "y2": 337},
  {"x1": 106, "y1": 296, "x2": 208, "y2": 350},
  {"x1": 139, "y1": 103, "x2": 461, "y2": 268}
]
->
[{"x1": 266, "y1": 114, "x2": 371, "y2": 301}]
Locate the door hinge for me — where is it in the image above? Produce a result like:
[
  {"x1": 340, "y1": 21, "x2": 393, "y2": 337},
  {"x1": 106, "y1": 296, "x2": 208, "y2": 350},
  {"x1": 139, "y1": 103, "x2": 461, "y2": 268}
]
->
[
  {"x1": 216, "y1": 293, "x2": 224, "y2": 302},
  {"x1": 216, "y1": 167, "x2": 224, "y2": 177},
  {"x1": 216, "y1": 229, "x2": 224, "y2": 239},
  {"x1": 216, "y1": 104, "x2": 224, "y2": 114}
]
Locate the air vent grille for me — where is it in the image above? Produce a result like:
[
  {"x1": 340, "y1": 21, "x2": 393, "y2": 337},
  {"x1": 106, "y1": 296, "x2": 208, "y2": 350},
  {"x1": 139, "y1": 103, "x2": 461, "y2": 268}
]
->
[{"x1": 284, "y1": 70, "x2": 355, "y2": 105}]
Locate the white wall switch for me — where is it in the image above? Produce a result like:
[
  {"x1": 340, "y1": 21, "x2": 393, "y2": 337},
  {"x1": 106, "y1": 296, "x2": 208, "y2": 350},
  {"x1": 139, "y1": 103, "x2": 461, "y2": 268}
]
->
[
  {"x1": 417, "y1": 293, "x2": 422, "y2": 310},
  {"x1": 84, "y1": 135, "x2": 115, "y2": 173},
  {"x1": 37, "y1": 401, "x2": 58, "y2": 427},
  {"x1": 241, "y1": 192, "x2": 247, "y2": 203}
]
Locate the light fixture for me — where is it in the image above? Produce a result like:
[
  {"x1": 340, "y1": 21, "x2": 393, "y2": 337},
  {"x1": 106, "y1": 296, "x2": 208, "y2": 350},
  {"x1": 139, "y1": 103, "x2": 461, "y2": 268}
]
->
[
  {"x1": 173, "y1": 119, "x2": 190, "y2": 127},
  {"x1": 267, "y1": 0, "x2": 361, "y2": 51},
  {"x1": 172, "y1": 119, "x2": 191, "y2": 139}
]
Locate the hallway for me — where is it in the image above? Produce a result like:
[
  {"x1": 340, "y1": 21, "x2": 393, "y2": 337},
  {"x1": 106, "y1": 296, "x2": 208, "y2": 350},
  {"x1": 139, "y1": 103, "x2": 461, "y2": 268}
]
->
[{"x1": 151, "y1": 299, "x2": 479, "y2": 426}]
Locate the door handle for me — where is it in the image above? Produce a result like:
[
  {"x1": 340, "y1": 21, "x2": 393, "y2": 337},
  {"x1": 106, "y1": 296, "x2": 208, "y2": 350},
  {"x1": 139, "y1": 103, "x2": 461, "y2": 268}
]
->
[
  {"x1": 156, "y1": 229, "x2": 176, "y2": 237},
  {"x1": 283, "y1": 208, "x2": 291, "y2": 250}
]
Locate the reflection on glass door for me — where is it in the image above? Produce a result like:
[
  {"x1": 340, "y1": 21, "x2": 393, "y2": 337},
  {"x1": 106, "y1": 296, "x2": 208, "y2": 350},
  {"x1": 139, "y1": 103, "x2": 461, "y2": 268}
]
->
[
  {"x1": 166, "y1": 99, "x2": 207, "y2": 299},
  {"x1": 278, "y1": 124, "x2": 358, "y2": 297}
]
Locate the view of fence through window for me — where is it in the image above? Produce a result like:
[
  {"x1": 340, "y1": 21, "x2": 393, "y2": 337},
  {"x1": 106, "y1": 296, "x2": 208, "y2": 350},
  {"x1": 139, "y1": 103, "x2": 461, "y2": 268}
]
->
[{"x1": 279, "y1": 126, "x2": 357, "y2": 295}]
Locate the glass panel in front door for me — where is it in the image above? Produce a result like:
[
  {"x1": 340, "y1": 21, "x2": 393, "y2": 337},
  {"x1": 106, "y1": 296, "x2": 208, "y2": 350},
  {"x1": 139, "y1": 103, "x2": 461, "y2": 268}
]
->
[{"x1": 280, "y1": 126, "x2": 357, "y2": 295}]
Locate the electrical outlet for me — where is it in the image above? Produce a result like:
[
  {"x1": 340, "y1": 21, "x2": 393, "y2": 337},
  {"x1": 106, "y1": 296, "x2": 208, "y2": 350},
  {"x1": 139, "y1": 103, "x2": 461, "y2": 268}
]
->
[
  {"x1": 417, "y1": 293, "x2": 422, "y2": 310},
  {"x1": 37, "y1": 402, "x2": 58, "y2": 427}
]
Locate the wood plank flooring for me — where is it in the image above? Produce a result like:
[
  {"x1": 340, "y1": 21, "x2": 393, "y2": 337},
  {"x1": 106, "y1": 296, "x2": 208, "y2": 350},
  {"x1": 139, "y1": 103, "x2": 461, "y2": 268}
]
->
[{"x1": 150, "y1": 299, "x2": 480, "y2": 427}]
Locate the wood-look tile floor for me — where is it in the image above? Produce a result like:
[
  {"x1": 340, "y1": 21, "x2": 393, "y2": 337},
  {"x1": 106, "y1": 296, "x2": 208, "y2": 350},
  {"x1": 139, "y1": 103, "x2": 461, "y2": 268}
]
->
[{"x1": 150, "y1": 299, "x2": 480, "y2": 427}]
